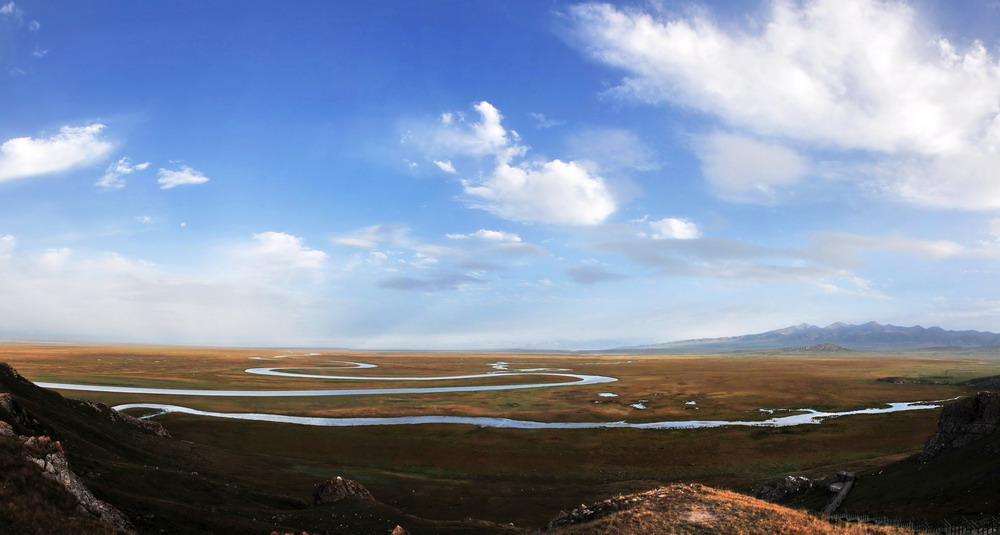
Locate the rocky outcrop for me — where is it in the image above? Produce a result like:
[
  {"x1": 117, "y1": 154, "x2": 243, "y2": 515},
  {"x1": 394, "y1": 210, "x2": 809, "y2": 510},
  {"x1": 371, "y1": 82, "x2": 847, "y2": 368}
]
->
[
  {"x1": 752, "y1": 471, "x2": 855, "y2": 504},
  {"x1": 753, "y1": 475, "x2": 818, "y2": 502},
  {"x1": 21, "y1": 434, "x2": 137, "y2": 533},
  {"x1": 877, "y1": 376, "x2": 949, "y2": 385},
  {"x1": 544, "y1": 493, "x2": 648, "y2": 530},
  {"x1": 0, "y1": 392, "x2": 53, "y2": 436},
  {"x1": 312, "y1": 476, "x2": 374, "y2": 504},
  {"x1": 0, "y1": 390, "x2": 138, "y2": 533},
  {"x1": 920, "y1": 392, "x2": 1000, "y2": 462}
]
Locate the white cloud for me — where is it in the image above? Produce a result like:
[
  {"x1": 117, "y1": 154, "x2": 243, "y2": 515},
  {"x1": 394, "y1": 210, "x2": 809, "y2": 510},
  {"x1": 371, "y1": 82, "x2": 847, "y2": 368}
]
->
[
  {"x1": 96, "y1": 157, "x2": 150, "y2": 190},
  {"x1": 136, "y1": 216, "x2": 153, "y2": 224},
  {"x1": 424, "y1": 101, "x2": 517, "y2": 159},
  {"x1": 0, "y1": 124, "x2": 113, "y2": 182},
  {"x1": 27, "y1": 19, "x2": 37, "y2": 31},
  {"x1": 32, "y1": 49, "x2": 46, "y2": 58},
  {"x1": 569, "y1": 0, "x2": 1000, "y2": 209},
  {"x1": 648, "y1": 218, "x2": 700, "y2": 239},
  {"x1": 157, "y1": 165, "x2": 209, "y2": 189},
  {"x1": 818, "y1": 277, "x2": 888, "y2": 299},
  {"x1": 446, "y1": 229, "x2": 522, "y2": 242},
  {"x1": 433, "y1": 159, "x2": 457, "y2": 174},
  {"x1": 414, "y1": 101, "x2": 618, "y2": 225},
  {"x1": 696, "y1": 133, "x2": 807, "y2": 202},
  {"x1": 464, "y1": 159, "x2": 616, "y2": 225},
  {"x1": 245, "y1": 232, "x2": 327, "y2": 271},
  {"x1": 0, "y1": 2, "x2": 20, "y2": 21}
]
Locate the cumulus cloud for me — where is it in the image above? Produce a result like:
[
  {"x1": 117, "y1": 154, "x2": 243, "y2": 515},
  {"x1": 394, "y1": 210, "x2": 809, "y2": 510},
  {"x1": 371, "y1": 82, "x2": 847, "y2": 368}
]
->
[
  {"x1": 95, "y1": 157, "x2": 150, "y2": 190},
  {"x1": 244, "y1": 232, "x2": 327, "y2": 271},
  {"x1": 568, "y1": 0, "x2": 1000, "y2": 209},
  {"x1": 446, "y1": 229, "x2": 521, "y2": 242},
  {"x1": 157, "y1": 165, "x2": 209, "y2": 189},
  {"x1": 648, "y1": 218, "x2": 700, "y2": 240},
  {"x1": 421, "y1": 101, "x2": 517, "y2": 159},
  {"x1": 0, "y1": 124, "x2": 113, "y2": 182},
  {"x1": 695, "y1": 133, "x2": 807, "y2": 202},
  {"x1": 416, "y1": 101, "x2": 617, "y2": 225},
  {"x1": 465, "y1": 159, "x2": 616, "y2": 225}
]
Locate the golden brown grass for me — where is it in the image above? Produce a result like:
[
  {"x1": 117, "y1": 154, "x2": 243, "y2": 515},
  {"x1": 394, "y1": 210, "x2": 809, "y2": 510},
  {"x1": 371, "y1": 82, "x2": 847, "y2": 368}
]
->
[{"x1": 546, "y1": 483, "x2": 914, "y2": 534}]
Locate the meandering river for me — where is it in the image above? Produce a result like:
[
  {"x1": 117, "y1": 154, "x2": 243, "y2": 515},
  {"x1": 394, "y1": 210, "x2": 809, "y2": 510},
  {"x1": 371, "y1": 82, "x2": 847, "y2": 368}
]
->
[{"x1": 35, "y1": 354, "x2": 947, "y2": 430}]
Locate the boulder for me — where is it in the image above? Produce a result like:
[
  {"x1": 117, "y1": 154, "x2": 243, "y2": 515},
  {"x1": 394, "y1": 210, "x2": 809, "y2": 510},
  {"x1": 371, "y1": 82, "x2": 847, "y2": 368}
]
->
[{"x1": 312, "y1": 476, "x2": 373, "y2": 504}]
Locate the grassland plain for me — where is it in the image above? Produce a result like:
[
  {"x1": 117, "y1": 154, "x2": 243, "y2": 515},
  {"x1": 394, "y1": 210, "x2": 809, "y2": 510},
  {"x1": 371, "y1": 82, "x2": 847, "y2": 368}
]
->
[{"x1": 2, "y1": 343, "x2": 999, "y2": 527}]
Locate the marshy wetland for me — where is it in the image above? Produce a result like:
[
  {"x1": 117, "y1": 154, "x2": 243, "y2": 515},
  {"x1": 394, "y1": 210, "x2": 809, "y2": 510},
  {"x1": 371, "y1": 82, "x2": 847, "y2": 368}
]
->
[{"x1": 3, "y1": 343, "x2": 999, "y2": 526}]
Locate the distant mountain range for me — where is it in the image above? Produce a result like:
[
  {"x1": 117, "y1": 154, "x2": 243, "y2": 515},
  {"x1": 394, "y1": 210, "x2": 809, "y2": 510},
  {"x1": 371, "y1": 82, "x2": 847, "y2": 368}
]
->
[{"x1": 614, "y1": 322, "x2": 1000, "y2": 352}]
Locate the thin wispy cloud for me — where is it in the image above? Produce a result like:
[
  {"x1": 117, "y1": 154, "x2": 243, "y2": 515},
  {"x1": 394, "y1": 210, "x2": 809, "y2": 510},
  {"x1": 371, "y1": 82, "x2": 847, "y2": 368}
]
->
[{"x1": 157, "y1": 165, "x2": 209, "y2": 189}]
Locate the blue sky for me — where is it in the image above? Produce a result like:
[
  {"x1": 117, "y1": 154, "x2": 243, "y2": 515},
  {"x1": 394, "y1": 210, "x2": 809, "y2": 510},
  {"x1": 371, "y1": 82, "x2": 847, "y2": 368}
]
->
[{"x1": 3, "y1": 0, "x2": 1000, "y2": 349}]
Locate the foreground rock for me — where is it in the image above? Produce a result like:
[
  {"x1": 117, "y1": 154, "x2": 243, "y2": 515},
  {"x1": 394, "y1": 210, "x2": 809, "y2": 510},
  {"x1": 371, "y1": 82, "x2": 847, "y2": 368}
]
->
[
  {"x1": 21, "y1": 433, "x2": 137, "y2": 533},
  {"x1": 920, "y1": 391, "x2": 1000, "y2": 462},
  {"x1": 0, "y1": 418, "x2": 135, "y2": 535}
]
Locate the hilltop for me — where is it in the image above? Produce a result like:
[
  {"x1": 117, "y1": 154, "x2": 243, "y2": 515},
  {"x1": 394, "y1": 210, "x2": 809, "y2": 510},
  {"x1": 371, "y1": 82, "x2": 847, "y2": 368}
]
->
[
  {"x1": 615, "y1": 322, "x2": 1000, "y2": 352},
  {"x1": 542, "y1": 483, "x2": 909, "y2": 534}
]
